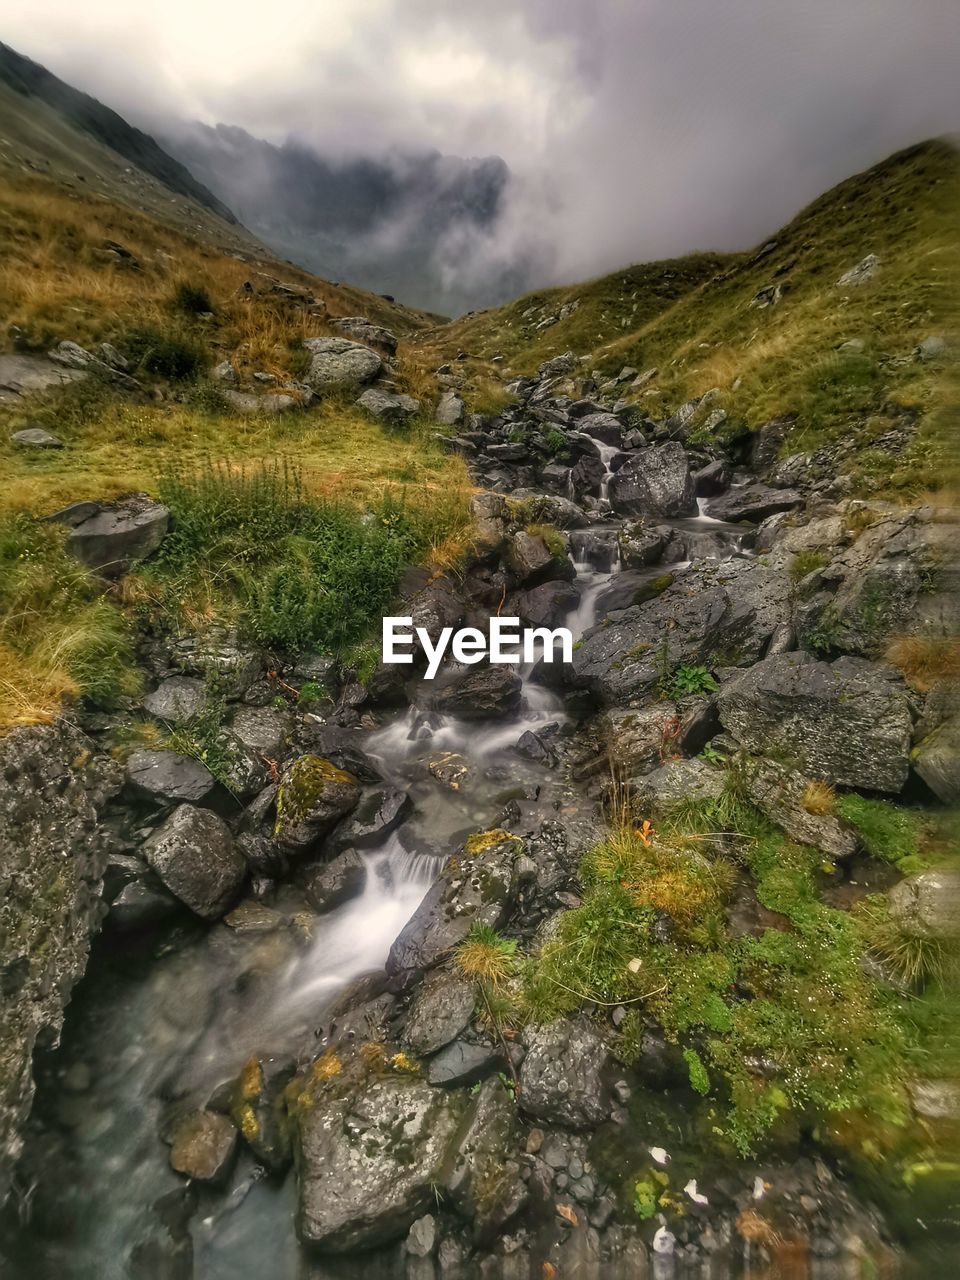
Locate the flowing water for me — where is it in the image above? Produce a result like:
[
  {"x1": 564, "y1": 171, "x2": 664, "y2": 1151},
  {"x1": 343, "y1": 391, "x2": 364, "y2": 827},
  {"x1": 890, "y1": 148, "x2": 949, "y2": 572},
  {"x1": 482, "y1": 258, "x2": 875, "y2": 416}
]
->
[{"x1": 0, "y1": 486, "x2": 754, "y2": 1278}]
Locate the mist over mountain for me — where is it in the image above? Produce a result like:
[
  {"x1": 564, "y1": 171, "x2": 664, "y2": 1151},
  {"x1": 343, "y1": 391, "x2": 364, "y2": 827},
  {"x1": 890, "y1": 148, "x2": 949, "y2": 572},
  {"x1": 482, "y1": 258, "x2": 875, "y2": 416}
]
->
[{"x1": 162, "y1": 121, "x2": 549, "y2": 315}]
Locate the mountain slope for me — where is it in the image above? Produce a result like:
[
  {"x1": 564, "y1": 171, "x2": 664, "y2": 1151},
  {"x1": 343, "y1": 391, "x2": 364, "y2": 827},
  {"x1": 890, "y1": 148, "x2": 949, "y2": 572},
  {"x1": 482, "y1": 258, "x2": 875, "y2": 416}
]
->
[{"x1": 425, "y1": 138, "x2": 958, "y2": 495}]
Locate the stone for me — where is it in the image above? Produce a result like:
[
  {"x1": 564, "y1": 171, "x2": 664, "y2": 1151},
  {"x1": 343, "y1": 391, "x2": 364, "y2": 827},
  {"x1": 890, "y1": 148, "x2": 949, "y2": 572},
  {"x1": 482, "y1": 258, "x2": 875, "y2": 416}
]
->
[
  {"x1": 331, "y1": 787, "x2": 412, "y2": 851},
  {"x1": 432, "y1": 666, "x2": 522, "y2": 721},
  {"x1": 912, "y1": 715, "x2": 960, "y2": 804},
  {"x1": 387, "y1": 832, "x2": 521, "y2": 977},
  {"x1": 741, "y1": 757, "x2": 858, "y2": 859},
  {"x1": 717, "y1": 652, "x2": 913, "y2": 793},
  {"x1": 296, "y1": 1076, "x2": 464, "y2": 1251},
  {"x1": 222, "y1": 389, "x2": 297, "y2": 414},
  {"x1": 212, "y1": 360, "x2": 237, "y2": 383},
  {"x1": 144, "y1": 804, "x2": 246, "y2": 919},
  {"x1": 693, "y1": 459, "x2": 731, "y2": 496},
  {"x1": 331, "y1": 317, "x2": 398, "y2": 353},
  {"x1": 836, "y1": 254, "x2": 880, "y2": 287},
  {"x1": 229, "y1": 705, "x2": 292, "y2": 762},
  {"x1": 629, "y1": 758, "x2": 726, "y2": 814},
  {"x1": 603, "y1": 704, "x2": 680, "y2": 777},
  {"x1": 506, "y1": 530, "x2": 572, "y2": 587},
  {"x1": 513, "y1": 580, "x2": 580, "y2": 628},
  {"x1": 470, "y1": 491, "x2": 511, "y2": 555},
  {"x1": 126, "y1": 749, "x2": 216, "y2": 805},
  {"x1": 65, "y1": 494, "x2": 170, "y2": 577},
  {"x1": 301, "y1": 849, "x2": 366, "y2": 912},
  {"x1": 576, "y1": 412, "x2": 623, "y2": 447},
  {"x1": 888, "y1": 870, "x2": 960, "y2": 940},
  {"x1": 705, "y1": 485, "x2": 802, "y2": 523},
  {"x1": 916, "y1": 335, "x2": 949, "y2": 362},
  {"x1": 617, "y1": 522, "x2": 666, "y2": 569},
  {"x1": 108, "y1": 878, "x2": 180, "y2": 931},
  {"x1": 274, "y1": 755, "x2": 362, "y2": 853},
  {"x1": 436, "y1": 390, "x2": 466, "y2": 426},
  {"x1": 232, "y1": 1055, "x2": 296, "y2": 1171},
  {"x1": 510, "y1": 491, "x2": 590, "y2": 529},
  {"x1": 608, "y1": 443, "x2": 696, "y2": 517},
  {"x1": 142, "y1": 677, "x2": 205, "y2": 726},
  {"x1": 11, "y1": 427, "x2": 63, "y2": 448},
  {"x1": 169, "y1": 1110, "x2": 238, "y2": 1184},
  {"x1": 406, "y1": 1215, "x2": 437, "y2": 1258},
  {"x1": 443, "y1": 1077, "x2": 522, "y2": 1240},
  {"x1": 356, "y1": 387, "x2": 420, "y2": 424},
  {"x1": 426, "y1": 1039, "x2": 499, "y2": 1086},
  {"x1": 404, "y1": 966, "x2": 477, "y2": 1056},
  {"x1": 302, "y1": 336, "x2": 382, "y2": 390},
  {"x1": 519, "y1": 1021, "x2": 611, "y2": 1129}
]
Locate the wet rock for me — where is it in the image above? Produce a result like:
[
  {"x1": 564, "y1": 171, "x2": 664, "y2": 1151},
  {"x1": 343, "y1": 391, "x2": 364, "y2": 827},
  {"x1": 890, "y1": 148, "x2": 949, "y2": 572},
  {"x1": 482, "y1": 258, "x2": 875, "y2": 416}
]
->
[
  {"x1": 629, "y1": 758, "x2": 725, "y2": 814},
  {"x1": 888, "y1": 870, "x2": 960, "y2": 940},
  {"x1": 426, "y1": 1039, "x2": 500, "y2": 1086},
  {"x1": 387, "y1": 831, "x2": 522, "y2": 977},
  {"x1": 510, "y1": 492, "x2": 590, "y2": 529},
  {"x1": 443, "y1": 1077, "x2": 523, "y2": 1240},
  {"x1": 229, "y1": 705, "x2": 293, "y2": 761},
  {"x1": 742, "y1": 757, "x2": 858, "y2": 859},
  {"x1": 223, "y1": 901, "x2": 284, "y2": 934},
  {"x1": 142, "y1": 676, "x2": 205, "y2": 726},
  {"x1": 169, "y1": 1110, "x2": 238, "y2": 1184},
  {"x1": 576, "y1": 412, "x2": 623, "y2": 446},
  {"x1": 108, "y1": 878, "x2": 181, "y2": 930},
  {"x1": 568, "y1": 528, "x2": 619, "y2": 569},
  {"x1": 232, "y1": 1055, "x2": 296, "y2": 1171},
  {"x1": 302, "y1": 336, "x2": 382, "y2": 390},
  {"x1": 912, "y1": 715, "x2": 960, "y2": 803},
  {"x1": 693, "y1": 459, "x2": 731, "y2": 495},
  {"x1": 432, "y1": 666, "x2": 522, "y2": 721},
  {"x1": 144, "y1": 804, "x2": 246, "y2": 919},
  {"x1": 404, "y1": 966, "x2": 477, "y2": 1056},
  {"x1": 608, "y1": 442, "x2": 696, "y2": 517},
  {"x1": 331, "y1": 787, "x2": 412, "y2": 851},
  {"x1": 717, "y1": 652, "x2": 913, "y2": 792},
  {"x1": 471, "y1": 492, "x2": 511, "y2": 555},
  {"x1": 301, "y1": 849, "x2": 366, "y2": 912},
  {"x1": 519, "y1": 1020, "x2": 611, "y2": 1129},
  {"x1": 356, "y1": 387, "x2": 420, "y2": 424},
  {"x1": 512, "y1": 580, "x2": 580, "y2": 628},
  {"x1": 506, "y1": 530, "x2": 573, "y2": 586},
  {"x1": 11, "y1": 427, "x2": 63, "y2": 448},
  {"x1": 617, "y1": 521, "x2": 666, "y2": 569},
  {"x1": 603, "y1": 704, "x2": 680, "y2": 777},
  {"x1": 296, "y1": 1076, "x2": 465, "y2": 1251},
  {"x1": 705, "y1": 485, "x2": 802, "y2": 523},
  {"x1": 65, "y1": 494, "x2": 170, "y2": 577},
  {"x1": 436, "y1": 390, "x2": 466, "y2": 426},
  {"x1": 274, "y1": 755, "x2": 362, "y2": 853},
  {"x1": 126, "y1": 749, "x2": 217, "y2": 805}
]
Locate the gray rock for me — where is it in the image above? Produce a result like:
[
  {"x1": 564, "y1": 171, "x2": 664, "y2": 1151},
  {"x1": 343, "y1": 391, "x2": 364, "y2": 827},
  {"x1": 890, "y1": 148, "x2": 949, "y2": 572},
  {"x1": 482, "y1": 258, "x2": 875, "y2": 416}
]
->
[
  {"x1": 888, "y1": 870, "x2": 960, "y2": 940},
  {"x1": 302, "y1": 849, "x2": 366, "y2": 912},
  {"x1": 387, "y1": 832, "x2": 521, "y2": 977},
  {"x1": 406, "y1": 1215, "x2": 437, "y2": 1258},
  {"x1": 296, "y1": 1076, "x2": 464, "y2": 1251},
  {"x1": 169, "y1": 1110, "x2": 238, "y2": 1184},
  {"x1": 144, "y1": 804, "x2": 246, "y2": 919},
  {"x1": 603, "y1": 704, "x2": 680, "y2": 777},
  {"x1": 274, "y1": 755, "x2": 362, "y2": 853},
  {"x1": 302, "y1": 336, "x2": 382, "y2": 390},
  {"x1": 442, "y1": 1077, "x2": 522, "y2": 1239},
  {"x1": 577, "y1": 412, "x2": 623, "y2": 447},
  {"x1": 0, "y1": 351, "x2": 87, "y2": 404},
  {"x1": 519, "y1": 1020, "x2": 611, "y2": 1129},
  {"x1": 693, "y1": 459, "x2": 731, "y2": 496},
  {"x1": 487, "y1": 442, "x2": 529, "y2": 461},
  {"x1": 332, "y1": 787, "x2": 412, "y2": 851},
  {"x1": 629, "y1": 758, "x2": 726, "y2": 814},
  {"x1": 212, "y1": 360, "x2": 237, "y2": 383},
  {"x1": 617, "y1": 521, "x2": 666, "y2": 568},
  {"x1": 506, "y1": 530, "x2": 571, "y2": 587},
  {"x1": 705, "y1": 485, "x2": 802, "y2": 523},
  {"x1": 741, "y1": 757, "x2": 858, "y2": 859},
  {"x1": 222, "y1": 389, "x2": 298, "y2": 414},
  {"x1": 432, "y1": 666, "x2": 522, "y2": 721},
  {"x1": 510, "y1": 491, "x2": 590, "y2": 529},
  {"x1": 470, "y1": 491, "x2": 511, "y2": 555},
  {"x1": 404, "y1": 966, "x2": 477, "y2": 1056},
  {"x1": 356, "y1": 387, "x2": 420, "y2": 425},
  {"x1": 436, "y1": 390, "x2": 466, "y2": 426},
  {"x1": 426, "y1": 1039, "x2": 499, "y2": 1086},
  {"x1": 836, "y1": 254, "x2": 879, "y2": 287},
  {"x1": 11, "y1": 427, "x2": 63, "y2": 448},
  {"x1": 66, "y1": 494, "x2": 170, "y2": 577},
  {"x1": 0, "y1": 722, "x2": 121, "y2": 1200},
  {"x1": 912, "y1": 715, "x2": 960, "y2": 804},
  {"x1": 608, "y1": 442, "x2": 696, "y2": 517},
  {"x1": 229, "y1": 705, "x2": 292, "y2": 761},
  {"x1": 512, "y1": 580, "x2": 580, "y2": 628},
  {"x1": 331, "y1": 317, "x2": 398, "y2": 354},
  {"x1": 916, "y1": 335, "x2": 949, "y2": 362},
  {"x1": 143, "y1": 677, "x2": 205, "y2": 726},
  {"x1": 108, "y1": 878, "x2": 180, "y2": 930},
  {"x1": 126, "y1": 749, "x2": 216, "y2": 805},
  {"x1": 717, "y1": 652, "x2": 913, "y2": 792}
]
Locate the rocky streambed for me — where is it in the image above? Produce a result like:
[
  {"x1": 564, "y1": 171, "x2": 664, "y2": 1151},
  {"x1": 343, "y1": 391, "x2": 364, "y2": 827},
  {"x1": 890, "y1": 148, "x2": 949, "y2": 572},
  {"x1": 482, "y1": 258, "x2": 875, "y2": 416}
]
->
[{"x1": 1, "y1": 351, "x2": 957, "y2": 1278}]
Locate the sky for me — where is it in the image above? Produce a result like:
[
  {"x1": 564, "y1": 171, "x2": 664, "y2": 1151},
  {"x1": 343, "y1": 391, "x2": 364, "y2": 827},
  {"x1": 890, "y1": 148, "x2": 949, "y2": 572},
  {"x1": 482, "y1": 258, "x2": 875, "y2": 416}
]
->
[{"x1": 5, "y1": 0, "x2": 960, "y2": 290}]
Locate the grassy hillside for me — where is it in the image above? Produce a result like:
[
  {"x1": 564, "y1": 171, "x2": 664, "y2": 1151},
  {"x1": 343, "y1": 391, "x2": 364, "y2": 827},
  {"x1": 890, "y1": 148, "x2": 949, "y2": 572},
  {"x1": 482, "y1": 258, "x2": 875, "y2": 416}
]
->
[
  {"x1": 424, "y1": 139, "x2": 959, "y2": 496},
  {"x1": 0, "y1": 172, "x2": 469, "y2": 730}
]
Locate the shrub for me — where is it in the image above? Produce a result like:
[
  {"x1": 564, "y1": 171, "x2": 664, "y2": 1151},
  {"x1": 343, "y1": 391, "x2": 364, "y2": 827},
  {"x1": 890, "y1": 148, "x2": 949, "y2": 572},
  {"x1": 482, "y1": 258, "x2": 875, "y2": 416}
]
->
[
  {"x1": 171, "y1": 280, "x2": 214, "y2": 316},
  {"x1": 789, "y1": 548, "x2": 827, "y2": 587},
  {"x1": 122, "y1": 324, "x2": 207, "y2": 380}
]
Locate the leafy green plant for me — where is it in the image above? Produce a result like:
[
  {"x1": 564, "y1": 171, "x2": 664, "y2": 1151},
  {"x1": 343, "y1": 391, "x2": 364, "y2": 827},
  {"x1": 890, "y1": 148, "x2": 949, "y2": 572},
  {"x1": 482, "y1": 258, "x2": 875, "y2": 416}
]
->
[
  {"x1": 683, "y1": 1048, "x2": 710, "y2": 1095},
  {"x1": 633, "y1": 1178, "x2": 658, "y2": 1220},
  {"x1": 660, "y1": 663, "x2": 719, "y2": 700}
]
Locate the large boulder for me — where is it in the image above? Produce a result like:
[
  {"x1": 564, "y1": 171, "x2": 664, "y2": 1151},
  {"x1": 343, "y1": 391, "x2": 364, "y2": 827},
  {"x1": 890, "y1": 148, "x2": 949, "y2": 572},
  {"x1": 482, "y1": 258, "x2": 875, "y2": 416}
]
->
[
  {"x1": 629, "y1": 758, "x2": 726, "y2": 814},
  {"x1": 356, "y1": 387, "x2": 420, "y2": 425},
  {"x1": 741, "y1": 757, "x2": 859, "y2": 859},
  {"x1": 329, "y1": 787, "x2": 412, "y2": 851},
  {"x1": 296, "y1": 1076, "x2": 465, "y2": 1251},
  {"x1": 274, "y1": 755, "x2": 362, "y2": 853},
  {"x1": 331, "y1": 317, "x2": 398, "y2": 354},
  {"x1": 301, "y1": 849, "x2": 366, "y2": 912},
  {"x1": 302, "y1": 337, "x2": 382, "y2": 390},
  {"x1": 912, "y1": 715, "x2": 960, "y2": 804},
  {"x1": 608, "y1": 442, "x2": 696, "y2": 517},
  {"x1": 432, "y1": 666, "x2": 522, "y2": 721},
  {"x1": 64, "y1": 494, "x2": 170, "y2": 577},
  {"x1": 505, "y1": 530, "x2": 572, "y2": 587},
  {"x1": 519, "y1": 1020, "x2": 611, "y2": 1129},
  {"x1": 717, "y1": 653, "x2": 913, "y2": 793},
  {"x1": 144, "y1": 804, "x2": 245, "y2": 918},
  {"x1": 403, "y1": 966, "x2": 477, "y2": 1056},
  {"x1": 387, "y1": 831, "x2": 522, "y2": 977},
  {"x1": 888, "y1": 870, "x2": 960, "y2": 940},
  {"x1": 442, "y1": 1077, "x2": 523, "y2": 1240},
  {"x1": 511, "y1": 579, "x2": 580, "y2": 628},
  {"x1": 142, "y1": 676, "x2": 205, "y2": 726},
  {"x1": 704, "y1": 485, "x2": 802, "y2": 523}
]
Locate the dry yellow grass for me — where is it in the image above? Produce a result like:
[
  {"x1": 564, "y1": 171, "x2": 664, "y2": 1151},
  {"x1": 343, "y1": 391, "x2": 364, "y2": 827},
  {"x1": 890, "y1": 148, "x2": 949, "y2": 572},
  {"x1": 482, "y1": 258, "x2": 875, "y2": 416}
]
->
[
  {"x1": 885, "y1": 635, "x2": 960, "y2": 692},
  {"x1": 801, "y1": 779, "x2": 836, "y2": 816}
]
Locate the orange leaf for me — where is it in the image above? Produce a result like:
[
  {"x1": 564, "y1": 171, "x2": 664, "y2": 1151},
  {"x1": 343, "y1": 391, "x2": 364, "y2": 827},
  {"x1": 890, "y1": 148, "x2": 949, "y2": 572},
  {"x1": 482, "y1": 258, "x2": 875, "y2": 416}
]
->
[{"x1": 555, "y1": 1202, "x2": 578, "y2": 1226}]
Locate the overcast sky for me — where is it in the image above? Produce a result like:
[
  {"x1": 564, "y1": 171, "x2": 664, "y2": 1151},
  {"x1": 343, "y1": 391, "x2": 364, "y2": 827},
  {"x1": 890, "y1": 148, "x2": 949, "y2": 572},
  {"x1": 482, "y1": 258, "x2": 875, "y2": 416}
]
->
[{"x1": 5, "y1": 0, "x2": 960, "y2": 285}]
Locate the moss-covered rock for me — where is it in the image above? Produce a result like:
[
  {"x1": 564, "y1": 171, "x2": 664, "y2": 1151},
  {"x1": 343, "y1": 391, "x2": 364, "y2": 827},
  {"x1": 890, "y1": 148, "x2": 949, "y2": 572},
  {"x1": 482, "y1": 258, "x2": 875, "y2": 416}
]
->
[{"x1": 274, "y1": 754, "x2": 361, "y2": 853}]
